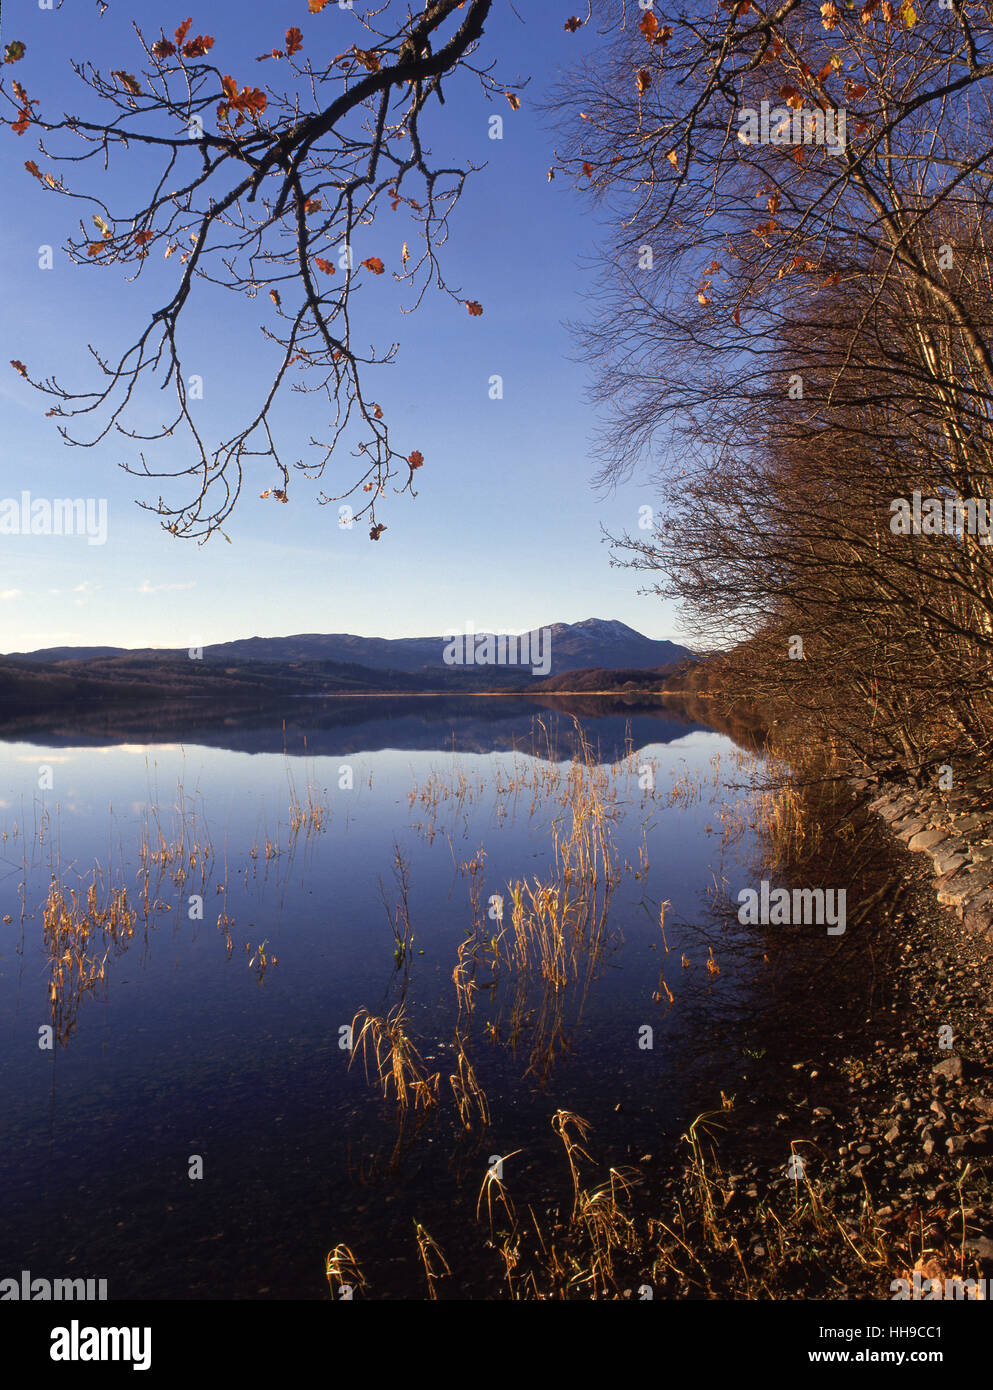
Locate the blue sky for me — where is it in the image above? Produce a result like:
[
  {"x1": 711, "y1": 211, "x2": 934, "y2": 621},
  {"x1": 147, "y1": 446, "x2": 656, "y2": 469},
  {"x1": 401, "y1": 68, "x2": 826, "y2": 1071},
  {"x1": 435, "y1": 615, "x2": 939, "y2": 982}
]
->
[{"x1": 0, "y1": 1, "x2": 685, "y2": 653}]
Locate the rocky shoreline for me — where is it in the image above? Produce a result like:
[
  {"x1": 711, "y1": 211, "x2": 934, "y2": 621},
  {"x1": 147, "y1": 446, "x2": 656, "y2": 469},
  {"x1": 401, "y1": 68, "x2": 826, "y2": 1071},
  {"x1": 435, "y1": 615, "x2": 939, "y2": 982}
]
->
[
  {"x1": 857, "y1": 773, "x2": 993, "y2": 941},
  {"x1": 639, "y1": 769, "x2": 993, "y2": 1297}
]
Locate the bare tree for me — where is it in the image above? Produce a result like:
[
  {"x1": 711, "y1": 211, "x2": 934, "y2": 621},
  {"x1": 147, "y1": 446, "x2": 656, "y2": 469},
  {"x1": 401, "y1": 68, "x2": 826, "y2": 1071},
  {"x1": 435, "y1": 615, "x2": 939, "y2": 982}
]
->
[
  {"x1": 551, "y1": 0, "x2": 993, "y2": 483},
  {"x1": 3, "y1": 0, "x2": 507, "y2": 540},
  {"x1": 550, "y1": 2, "x2": 993, "y2": 772}
]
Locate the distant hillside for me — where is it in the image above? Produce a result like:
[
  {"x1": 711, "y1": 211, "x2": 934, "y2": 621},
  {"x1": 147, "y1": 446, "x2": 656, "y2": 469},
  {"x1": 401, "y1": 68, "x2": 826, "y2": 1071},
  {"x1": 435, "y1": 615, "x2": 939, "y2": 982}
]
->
[
  {"x1": 9, "y1": 618, "x2": 692, "y2": 680},
  {"x1": 534, "y1": 654, "x2": 712, "y2": 694},
  {"x1": 0, "y1": 620, "x2": 699, "y2": 726},
  {"x1": 11, "y1": 645, "x2": 127, "y2": 663},
  {"x1": 535, "y1": 665, "x2": 679, "y2": 693}
]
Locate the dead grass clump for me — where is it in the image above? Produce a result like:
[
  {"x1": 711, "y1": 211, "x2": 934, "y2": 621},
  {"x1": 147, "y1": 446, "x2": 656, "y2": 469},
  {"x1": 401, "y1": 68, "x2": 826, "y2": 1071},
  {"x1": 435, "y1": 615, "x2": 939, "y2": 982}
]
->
[
  {"x1": 43, "y1": 874, "x2": 138, "y2": 1044},
  {"x1": 349, "y1": 1005, "x2": 440, "y2": 1111}
]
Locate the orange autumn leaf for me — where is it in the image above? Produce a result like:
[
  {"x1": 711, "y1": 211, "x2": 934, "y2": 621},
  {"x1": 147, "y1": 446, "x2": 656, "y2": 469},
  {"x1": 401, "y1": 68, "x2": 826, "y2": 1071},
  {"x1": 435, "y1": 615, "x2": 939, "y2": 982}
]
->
[
  {"x1": 564, "y1": 17, "x2": 583, "y2": 32},
  {"x1": 43, "y1": 172, "x2": 57, "y2": 189},
  {"x1": 408, "y1": 450, "x2": 424, "y2": 469},
  {"x1": 182, "y1": 35, "x2": 214, "y2": 58},
  {"x1": 112, "y1": 70, "x2": 143, "y2": 95},
  {"x1": 362, "y1": 256, "x2": 385, "y2": 274},
  {"x1": 151, "y1": 39, "x2": 177, "y2": 58},
  {"x1": 24, "y1": 159, "x2": 42, "y2": 180},
  {"x1": 11, "y1": 108, "x2": 31, "y2": 136},
  {"x1": 353, "y1": 48, "x2": 381, "y2": 72},
  {"x1": 372, "y1": 404, "x2": 383, "y2": 419},
  {"x1": 820, "y1": 2, "x2": 840, "y2": 28},
  {"x1": 305, "y1": 198, "x2": 322, "y2": 214},
  {"x1": 881, "y1": 0, "x2": 895, "y2": 17},
  {"x1": 313, "y1": 257, "x2": 335, "y2": 274},
  {"x1": 466, "y1": 300, "x2": 483, "y2": 316},
  {"x1": 270, "y1": 288, "x2": 281, "y2": 307},
  {"x1": 505, "y1": 93, "x2": 521, "y2": 110},
  {"x1": 369, "y1": 523, "x2": 387, "y2": 541},
  {"x1": 286, "y1": 26, "x2": 303, "y2": 56},
  {"x1": 732, "y1": 307, "x2": 741, "y2": 327},
  {"x1": 582, "y1": 161, "x2": 594, "y2": 177},
  {"x1": 217, "y1": 77, "x2": 267, "y2": 125},
  {"x1": 134, "y1": 230, "x2": 154, "y2": 245},
  {"x1": 667, "y1": 150, "x2": 679, "y2": 166},
  {"x1": 636, "y1": 68, "x2": 651, "y2": 95},
  {"x1": 10, "y1": 360, "x2": 28, "y2": 377},
  {"x1": 86, "y1": 243, "x2": 105, "y2": 257},
  {"x1": 174, "y1": 18, "x2": 193, "y2": 47},
  {"x1": 309, "y1": 0, "x2": 333, "y2": 10},
  {"x1": 640, "y1": 13, "x2": 658, "y2": 39}
]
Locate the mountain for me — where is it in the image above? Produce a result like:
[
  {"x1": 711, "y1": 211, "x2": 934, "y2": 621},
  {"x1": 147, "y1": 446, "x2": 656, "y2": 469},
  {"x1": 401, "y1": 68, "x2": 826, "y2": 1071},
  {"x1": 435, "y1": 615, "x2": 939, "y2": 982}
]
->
[
  {"x1": 0, "y1": 623, "x2": 697, "y2": 728},
  {"x1": 10, "y1": 619, "x2": 690, "y2": 678},
  {"x1": 15, "y1": 645, "x2": 127, "y2": 663}
]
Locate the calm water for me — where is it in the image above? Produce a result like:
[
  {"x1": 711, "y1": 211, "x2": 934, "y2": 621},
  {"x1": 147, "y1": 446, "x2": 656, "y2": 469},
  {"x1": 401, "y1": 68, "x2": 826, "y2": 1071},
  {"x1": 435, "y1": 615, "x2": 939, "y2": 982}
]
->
[{"x1": 0, "y1": 698, "x2": 765, "y2": 1299}]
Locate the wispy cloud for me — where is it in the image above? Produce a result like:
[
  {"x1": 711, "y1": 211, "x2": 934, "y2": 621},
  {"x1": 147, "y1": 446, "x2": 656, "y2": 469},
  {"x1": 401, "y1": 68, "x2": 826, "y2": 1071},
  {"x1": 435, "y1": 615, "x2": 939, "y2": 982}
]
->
[
  {"x1": 137, "y1": 579, "x2": 196, "y2": 595},
  {"x1": 0, "y1": 589, "x2": 22, "y2": 601}
]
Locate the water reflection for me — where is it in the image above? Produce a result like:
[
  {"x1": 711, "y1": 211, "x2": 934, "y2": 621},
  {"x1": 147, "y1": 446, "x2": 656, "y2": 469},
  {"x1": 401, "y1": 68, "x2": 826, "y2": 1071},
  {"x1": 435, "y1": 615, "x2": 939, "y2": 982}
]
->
[
  {"x1": 0, "y1": 697, "x2": 766, "y2": 1299},
  {"x1": 0, "y1": 693, "x2": 715, "y2": 759}
]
